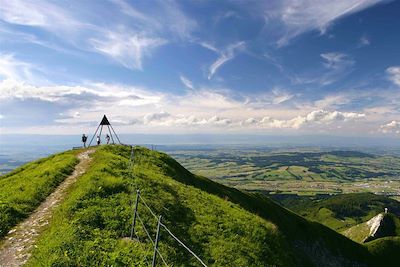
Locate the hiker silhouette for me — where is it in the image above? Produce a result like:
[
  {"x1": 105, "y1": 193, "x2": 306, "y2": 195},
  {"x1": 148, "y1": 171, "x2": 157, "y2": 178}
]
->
[{"x1": 81, "y1": 134, "x2": 87, "y2": 148}]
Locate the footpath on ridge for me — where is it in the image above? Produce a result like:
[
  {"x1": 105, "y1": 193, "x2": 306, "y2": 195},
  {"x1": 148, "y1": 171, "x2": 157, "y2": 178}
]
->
[{"x1": 0, "y1": 149, "x2": 95, "y2": 267}]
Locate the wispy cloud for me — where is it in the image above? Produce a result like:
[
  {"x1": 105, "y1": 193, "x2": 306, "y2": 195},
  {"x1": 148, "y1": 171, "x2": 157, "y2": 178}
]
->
[
  {"x1": 380, "y1": 120, "x2": 400, "y2": 134},
  {"x1": 256, "y1": 0, "x2": 386, "y2": 46},
  {"x1": 0, "y1": 54, "x2": 40, "y2": 82},
  {"x1": 321, "y1": 52, "x2": 354, "y2": 71},
  {"x1": 90, "y1": 31, "x2": 166, "y2": 70},
  {"x1": 386, "y1": 66, "x2": 400, "y2": 87},
  {"x1": 0, "y1": 0, "x2": 192, "y2": 71},
  {"x1": 159, "y1": 0, "x2": 197, "y2": 40},
  {"x1": 180, "y1": 75, "x2": 195, "y2": 90},
  {"x1": 208, "y1": 41, "x2": 246, "y2": 80},
  {"x1": 294, "y1": 52, "x2": 354, "y2": 86},
  {"x1": 360, "y1": 35, "x2": 370, "y2": 46},
  {"x1": 271, "y1": 88, "x2": 295, "y2": 104},
  {"x1": 199, "y1": 42, "x2": 219, "y2": 53}
]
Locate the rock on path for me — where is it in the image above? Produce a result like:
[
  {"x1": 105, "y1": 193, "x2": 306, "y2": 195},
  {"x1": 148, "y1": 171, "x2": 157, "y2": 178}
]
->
[{"x1": 0, "y1": 149, "x2": 95, "y2": 267}]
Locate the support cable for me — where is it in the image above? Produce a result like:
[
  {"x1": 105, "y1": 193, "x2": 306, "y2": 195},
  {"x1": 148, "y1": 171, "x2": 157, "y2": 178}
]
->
[
  {"x1": 160, "y1": 223, "x2": 208, "y2": 267},
  {"x1": 137, "y1": 213, "x2": 155, "y2": 246},
  {"x1": 139, "y1": 195, "x2": 158, "y2": 220},
  {"x1": 137, "y1": 213, "x2": 169, "y2": 266}
]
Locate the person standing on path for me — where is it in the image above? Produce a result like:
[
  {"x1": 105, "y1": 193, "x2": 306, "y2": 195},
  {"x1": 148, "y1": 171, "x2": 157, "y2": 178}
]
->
[
  {"x1": 96, "y1": 135, "x2": 101, "y2": 146},
  {"x1": 82, "y1": 134, "x2": 87, "y2": 148},
  {"x1": 106, "y1": 134, "x2": 110, "y2": 144}
]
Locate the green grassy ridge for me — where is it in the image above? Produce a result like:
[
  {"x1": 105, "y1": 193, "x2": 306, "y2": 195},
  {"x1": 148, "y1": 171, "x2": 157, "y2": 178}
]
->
[
  {"x1": 157, "y1": 149, "x2": 375, "y2": 265},
  {"x1": 270, "y1": 193, "x2": 400, "y2": 232},
  {"x1": 27, "y1": 146, "x2": 296, "y2": 266},
  {"x1": 27, "y1": 146, "x2": 376, "y2": 266},
  {"x1": 0, "y1": 150, "x2": 79, "y2": 239},
  {"x1": 365, "y1": 237, "x2": 400, "y2": 266}
]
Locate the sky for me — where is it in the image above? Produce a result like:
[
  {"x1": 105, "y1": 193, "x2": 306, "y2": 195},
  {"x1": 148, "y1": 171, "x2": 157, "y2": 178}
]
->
[{"x1": 0, "y1": 0, "x2": 399, "y2": 137}]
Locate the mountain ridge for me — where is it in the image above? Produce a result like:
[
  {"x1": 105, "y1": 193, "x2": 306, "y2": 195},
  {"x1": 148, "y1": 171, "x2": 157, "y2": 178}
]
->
[{"x1": 1, "y1": 145, "x2": 398, "y2": 266}]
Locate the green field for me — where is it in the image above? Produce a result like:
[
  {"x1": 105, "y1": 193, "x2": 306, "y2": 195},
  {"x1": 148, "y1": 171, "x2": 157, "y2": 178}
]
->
[{"x1": 169, "y1": 149, "x2": 400, "y2": 199}]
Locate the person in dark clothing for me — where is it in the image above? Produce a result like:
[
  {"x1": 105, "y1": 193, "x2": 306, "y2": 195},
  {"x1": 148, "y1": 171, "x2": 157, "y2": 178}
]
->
[
  {"x1": 82, "y1": 134, "x2": 87, "y2": 148},
  {"x1": 97, "y1": 135, "x2": 101, "y2": 146},
  {"x1": 106, "y1": 134, "x2": 110, "y2": 144}
]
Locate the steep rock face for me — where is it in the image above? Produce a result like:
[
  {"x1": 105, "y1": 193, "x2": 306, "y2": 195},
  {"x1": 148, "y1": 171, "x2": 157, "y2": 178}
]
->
[
  {"x1": 364, "y1": 213, "x2": 399, "y2": 242},
  {"x1": 364, "y1": 214, "x2": 385, "y2": 242},
  {"x1": 344, "y1": 213, "x2": 400, "y2": 243}
]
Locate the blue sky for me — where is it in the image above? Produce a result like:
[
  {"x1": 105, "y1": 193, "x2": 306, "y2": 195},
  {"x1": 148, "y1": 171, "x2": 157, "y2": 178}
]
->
[{"x1": 0, "y1": 0, "x2": 399, "y2": 136}]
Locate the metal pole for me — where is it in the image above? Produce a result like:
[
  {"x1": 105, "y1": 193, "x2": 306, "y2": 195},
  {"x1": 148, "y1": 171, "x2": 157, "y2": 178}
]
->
[
  {"x1": 130, "y1": 190, "x2": 140, "y2": 239},
  {"x1": 98, "y1": 125, "x2": 103, "y2": 144},
  {"x1": 109, "y1": 123, "x2": 121, "y2": 144},
  {"x1": 128, "y1": 146, "x2": 135, "y2": 175},
  {"x1": 152, "y1": 215, "x2": 162, "y2": 267},
  {"x1": 88, "y1": 123, "x2": 101, "y2": 147},
  {"x1": 107, "y1": 125, "x2": 115, "y2": 144}
]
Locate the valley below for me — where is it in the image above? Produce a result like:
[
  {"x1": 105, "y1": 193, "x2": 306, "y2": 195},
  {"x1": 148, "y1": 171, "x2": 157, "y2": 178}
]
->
[{"x1": 168, "y1": 147, "x2": 400, "y2": 201}]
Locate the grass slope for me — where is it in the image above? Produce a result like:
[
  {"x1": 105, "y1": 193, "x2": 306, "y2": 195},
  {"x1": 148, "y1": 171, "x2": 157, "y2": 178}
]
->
[
  {"x1": 26, "y1": 146, "x2": 379, "y2": 266},
  {"x1": 366, "y1": 237, "x2": 400, "y2": 266},
  {"x1": 0, "y1": 150, "x2": 78, "y2": 239}
]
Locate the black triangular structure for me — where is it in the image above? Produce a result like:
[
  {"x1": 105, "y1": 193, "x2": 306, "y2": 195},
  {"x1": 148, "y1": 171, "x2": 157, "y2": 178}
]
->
[
  {"x1": 100, "y1": 115, "x2": 110, "y2": 125},
  {"x1": 88, "y1": 115, "x2": 121, "y2": 147}
]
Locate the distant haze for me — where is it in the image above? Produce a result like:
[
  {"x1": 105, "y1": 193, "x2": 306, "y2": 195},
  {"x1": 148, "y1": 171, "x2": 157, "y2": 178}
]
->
[{"x1": 1, "y1": 133, "x2": 399, "y2": 148}]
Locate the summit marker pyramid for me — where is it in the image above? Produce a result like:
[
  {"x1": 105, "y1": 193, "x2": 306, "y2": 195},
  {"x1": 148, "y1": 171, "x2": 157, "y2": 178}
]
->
[{"x1": 88, "y1": 115, "x2": 121, "y2": 146}]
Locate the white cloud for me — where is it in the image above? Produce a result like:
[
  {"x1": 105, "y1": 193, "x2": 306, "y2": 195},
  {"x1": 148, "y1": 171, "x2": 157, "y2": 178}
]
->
[
  {"x1": 0, "y1": 54, "x2": 35, "y2": 81},
  {"x1": 241, "y1": 110, "x2": 365, "y2": 129},
  {"x1": 0, "y1": 79, "x2": 163, "y2": 105},
  {"x1": 180, "y1": 75, "x2": 195, "y2": 90},
  {"x1": 295, "y1": 52, "x2": 354, "y2": 86},
  {"x1": 0, "y1": 0, "x2": 185, "y2": 71},
  {"x1": 90, "y1": 31, "x2": 166, "y2": 70},
  {"x1": 262, "y1": 0, "x2": 385, "y2": 46},
  {"x1": 386, "y1": 66, "x2": 400, "y2": 87},
  {"x1": 313, "y1": 94, "x2": 351, "y2": 109},
  {"x1": 199, "y1": 42, "x2": 219, "y2": 53},
  {"x1": 360, "y1": 35, "x2": 370, "y2": 46},
  {"x1": 208, "y1": 42, "x2": 246, "y2": 80},
  {"x1": 271, "y1": 88, "x2": 294, "y2": 104},
  {"x1": 320, "y1": 52, "x2": 354, "y2": 70},
  {"x1": 159, "y1": 0, "x2": 197, "y2": 40},
  {"x1": 110, "y1": 0, "x2": 154, "y2": 23},
  {"x1": 380, "y1": 120, "x2": 400, "y2": 134},
  {"x1": 0, "y1": 0, "x2": 76, "y2": 29},
  {"x1": 143, "y1": 111, "x2": 171, "y2": 124},
  {"x1": 306, "y1": 110, "x2": 365, "y2": 122},
  {"x1": 0, "y1": 79, "x2": 385, "y2": 135}
]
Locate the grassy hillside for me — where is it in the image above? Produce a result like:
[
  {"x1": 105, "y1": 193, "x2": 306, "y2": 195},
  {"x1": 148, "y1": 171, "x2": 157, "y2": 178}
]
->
[
  {"x1": 270, "y1": 193, "x2": 400, "y2": 232},
  {"x1": 0, "y1": 150, "x2": 78, "y2": 239},
  {"x1": 366, "y1": 237, "x2": 400, "y2": 266},
  {"x1": 24, "y1": 145, "x2": 380, "y2": 266}
]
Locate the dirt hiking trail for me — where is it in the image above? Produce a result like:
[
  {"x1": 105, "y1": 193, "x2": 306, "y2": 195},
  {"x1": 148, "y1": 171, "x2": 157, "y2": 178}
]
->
[{"x1": 0, "y1": 149, "x2": 95, "y2": 267}]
